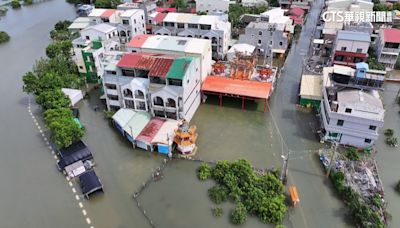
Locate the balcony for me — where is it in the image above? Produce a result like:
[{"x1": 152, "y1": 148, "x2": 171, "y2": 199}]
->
[
  {"x1": 107, "y1": 89, "x2": 118, "y2": 96},
  {"x1": 108, "y1": 99, "x2": 120, "y2": 107},
  {"x1": 382, "y1": 47, "x2": 400, "y2": 54}
]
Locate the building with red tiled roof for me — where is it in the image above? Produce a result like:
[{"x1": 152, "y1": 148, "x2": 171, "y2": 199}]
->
[
  {"x1": 287, "y1": 7, "x2": 305, "y2": 25},
  {"x1": 375, "y1": 28, "x2": 400, "y2": 70},
  {"x1": 102, "y1": 52, "x2": 202, "y2": 122}
]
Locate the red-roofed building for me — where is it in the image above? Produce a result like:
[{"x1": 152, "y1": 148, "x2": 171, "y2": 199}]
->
[
  {"x1": 375, "y1": 28, "x2": 400, "y2": 70},
  {"x1": 156, "y1": 7, "x2": 176, "y2": 13},
  {"x1": 127, "y1": 34, "x2": 153, "y2": 48},
  {"x1": 287, "y1": 7, "x2": 305, "y2": 25},
  {"x1": 101, "y1": 9, "x2": 117, "y2": 18},
  {"x1": 136, "y1": 118, "x2": 166, "y2": 150}
]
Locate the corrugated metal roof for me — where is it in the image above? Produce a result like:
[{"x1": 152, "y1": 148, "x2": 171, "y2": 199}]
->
[
  {"x1": 299, "y1": 75, "x2": 322, "y2": 100},
  {"x1": 166, "y1": 57, "x2": 192, "y2": 80},
  {"x1": 117, "y1": 53, "x2": 155, "y2": 68},
  {"x1": 127, "y1": 34, "x2": 153, "y2": 48},
  {"x1": 202, "y1": 76, "x2": 272, "y2": 99},
  {"x1": 112, "y1": 109, "x2": 136, "y2": 128},
  {"x1": 101, "y1": 9, "x2": 116, "y2": 18},
  {"x1": 88, "y1": 9, "x2": 106, "y2": 17},
  {"x1": 123, "y1": 112, "x2": 152, "y2": 139},
  {"x1": 136, "y1": 118, "x2": 166, "y2": 144},
  {"x1": 151, "y1": 119, "x2": 179, "y2": 145},
  {"x1": 337, "y1": 30, "x2": 370, "y2": 42},
  {"x1": 149, "y1": 58, "x2": 175, "y2": 77},
  {"x1": 383, "y1": 28, "x2": 400, "y2": 43}
]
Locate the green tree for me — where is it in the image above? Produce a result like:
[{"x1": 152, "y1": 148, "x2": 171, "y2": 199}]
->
[
  {"x1": 44, "y1": 108, "x2": 73, "y2": 124},
  {"x1": 208, "y1": 185, "x2": 229, "y2": 204},
  {"x1": 258, "y1": 195, "x2": 287, "y2": 224},
  {"x1": 231, "y1": 202, "x2": 247, "y2": 225},
  {"x1": 346, "y1": 148, "x2": 360, "y2": 161},
  {"x1": 395, "y1": 180, "x2": 400, "y2": 193},
  {"x1": 171, "y1": 0, "x2": 186, "y2": 10},
  {"x1": 11, "y1": 0, "x2": 21, "y2": 9},
  {"x1": 35, "y1": 89, "x2": 70, "y2": 110},
  {"x1": 0, "y1": 31, "x2": 10, "y2": 44},
  {"x1": 212, "y1": 207, "x2": 223, "y2": 217},
  {"x1": 94, "y1": 0, "x2": 121, "y2": 9},
  {"x1": 49, "y1": 117, "x2": 84, "y2": 148},
  {"x1": 46, "y1": 40, "x2": 73, "y2": 59},
  {"x1": 197, "y1": 163, "x2": 212, "y2": 181},
  {"x1": 275, "y1": 225, "x2": 286, "y2": 228},
  {"x1": 23, "y1": 0, "x2": 33, "y2": 5}
]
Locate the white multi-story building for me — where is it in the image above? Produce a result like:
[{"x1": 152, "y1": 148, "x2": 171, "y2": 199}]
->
[
  {"x1": 149, "y1": 13, "x2": 231, "y2": 60},
  {"x1": 88, "y1": 8, "x2": 146, "y2": 44},
  {"x1": 117, "y1": 1, "x2": 157, "y2": 23},
  {"x1": 241, "y1": 0, "x2": 268, "y2": 7},
  {"x1": 127, "y1": 34, "x2": 212, "y2": 82},
  {"x1": 319, "y1": 64, "x2": 386, "y2": 148},
  {"x1": 102, "y1": 53, "x2": 202, "y2": 121},
  {"x1": 322, "y1": 0, "x2": 373, "y2": 38},
  {"x1": 72, "y1": 24, "x2": 121, "y2": 83},
  {"x1": 195, "y1": 0, "x2": 230, "y2": 13},
  {"x1": 375, "y1": 28, "x2": 400, "y2": 70}
]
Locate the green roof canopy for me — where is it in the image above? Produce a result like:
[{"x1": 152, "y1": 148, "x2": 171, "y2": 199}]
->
[{"x1": 166, "y1": 57, "x2": 193, "y2": 80}]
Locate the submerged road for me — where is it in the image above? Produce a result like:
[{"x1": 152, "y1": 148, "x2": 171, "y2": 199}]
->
[
  {"x1": 0, "y1": 2, "x2": 89, "y2": 228},
  {"x1": 269, "y1": 0, "x2": 353, "y2": 227}
]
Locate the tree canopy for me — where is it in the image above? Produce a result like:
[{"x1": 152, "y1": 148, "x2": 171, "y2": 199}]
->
[
  {"x1": 46, "y1": 40, "x2": 73, "y2": 58},
  {"x1": 35, "y1": 89, "x2": 71, "y2": 110},
  {"x1": 198, "y1": 159, "x2": 287, "y2": 225},
  {"x1": 94, "y1": 0, "x2": 122, "y2": 9},
  {"x1": 0, "y1": 31, "x2": 10, "y2": 44},
  {"x1": 229, "y1": 4, "x2": 268, "y2": 28}
]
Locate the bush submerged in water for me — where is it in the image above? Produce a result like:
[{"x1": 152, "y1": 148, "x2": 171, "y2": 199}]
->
[
  {"x1": 11, "y1": 0, "x2": 21, "y2": 9},
  {"x1": 0, "y1": 31, "x2": 10, "y2": 44}
]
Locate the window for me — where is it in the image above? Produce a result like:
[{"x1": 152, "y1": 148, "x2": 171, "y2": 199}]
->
[
  {"x1": 258, "y1": 39, "x2": 262, "y2": 44},
  {"x1": 196, "y1": 67, "x2": 198, "y2": 72},
  {"x1": 270, "y1": 41, "x2": 272, "y2": 45},
  {"x1": 279, "y1": 41, "x2": 283, "y2": 46},
  {"x1": 79, "y1": 66, "x2": 84, "y2": 69},
  {"x1": 259, "y1": 31, "x2": 262, "y2": 36},
  {"x1": 364, "y1": 138, "x2": 372, "y2": 143},
  {"x1": 345, "y1": 108, "x2": 352, "y2": 113},
  {"x1": 188, "y1": 23, "x2": 198, "y2": 29},
  {"x1": 334, "y1": 55, "x2": 344, "y2": 61},
  {"x1": 356, "y1": 48, "x2": 362, "y2": 53},
  {"x1": 337, "y1": 119, "x2": 344, "y2": 126},
  {"x1": 369, "y1": 125, "x2": 377, "y2": 130},
  {"x1": 85, "y1": 36, "x2": 90, "y2": 40},
  {"x1": 177, "y1": 23, "x2": 185, "y2": 28},
  {"x1": 122, "y1": 19, "x2": 129, "y2": 25},
  {"x1": 341, "y1": 47, "x2": 347, "y2": 51},
  {"x1": 134, "y1": 19, "x2": 136, "y2": 24},
  {"x1": 141, "y1": 15, "x2": 144, "y2": 20}
]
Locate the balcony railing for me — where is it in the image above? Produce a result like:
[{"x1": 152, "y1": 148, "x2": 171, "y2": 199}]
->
[{"x1": 382, "y1": 47, "x2": 400, "y2": 54}]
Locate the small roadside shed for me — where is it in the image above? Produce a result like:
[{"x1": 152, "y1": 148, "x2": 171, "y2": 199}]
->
[
  {"x1": 62, "y1": 88, "x2": 84, "y2": 107},
  {"x1": 112, "y1": 109, "x2": 136, "y2": 135},
  {"x1": 151, "y1": 119, "x2": 179, "y2": 154},
  {"x1": 299, "y1": 74, "x2": 322, "y2": 109},
  {"x1": 136, "y1": 118, "x2": 166, "y2": 151},
  {"x1": 123, "y1": 112, "x2": 151, "y2": 143},
  {"x1": 79, "y1": 170, "x2": 103, "y2": 199},
  {"x1": 57, "y1": 141, "x2": 93, "y2": 171}
]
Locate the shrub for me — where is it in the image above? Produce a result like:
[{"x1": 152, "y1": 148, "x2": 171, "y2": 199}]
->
[
  {"x1": 208, "y1": 185, "x2": 229, "y2": 204},
  {"x1": 211, "y1": 207, "x2": 223, "y2": 217},
  {"x1": 197, "y1": 163, "x2": 212, "y2": 181},
  {"x1": 346, "y1": 148, "x2": 360, "y2": 161},
  {"x1": 384, "y1": 129, "x2": 394, "y2": 137},
  {"x1": 231, "y1": 202, "x2": 247, "y2": 225},
  {"x1": 103, "y1": 110, "x2": 116, "y2": 121},
  {"x1": 386, "y1": 137, "x2": 398, "y2": 147},
  {"x1": 11, "y1": 0, "x2": 21, "y2": 8},
  {"x1": 0, "y1": 31, "x2": 10, "y2": 43},
  {"x1": 396, "y1": 180, "x2": 400, "y2": 193},
  {"x1": 23, "y1": 0, "x2": 33, "y2": 5},
  {"x1": 275, "y1": 225, "x2": 286, "y2": 228},
  {"x1": 370, "y1": 194, "x2": 383, "y2": 209}
]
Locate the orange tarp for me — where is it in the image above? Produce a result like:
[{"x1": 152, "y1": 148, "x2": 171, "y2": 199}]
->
[
  {"x1": 201, "y1": 76, "x2": 272, "y2": 100},
  {"x1": 289, "y1": 186, "x2": 300, "y2": 206}
]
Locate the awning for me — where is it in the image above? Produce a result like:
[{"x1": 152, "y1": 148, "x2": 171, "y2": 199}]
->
[
  {"x1": 79, "y1": 170, "x2": 103, "y2": 199},
  {"x1": 57, "y1": 141, "x2": 93, "y2": 170}
]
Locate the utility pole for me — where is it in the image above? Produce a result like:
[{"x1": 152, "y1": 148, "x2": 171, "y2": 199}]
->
[
  {"x1": 326, "y1": 142, "x2": 338, "y2": 178},
  {"x1": 280, "y1": 150, "x2": 290, "y2": 184},
  {"x1": 130, "y1": 126, "x2": 136, "y2": 149}
]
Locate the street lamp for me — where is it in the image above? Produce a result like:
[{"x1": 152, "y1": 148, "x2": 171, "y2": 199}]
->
[{"x1": 129, "y1": 126, "x2": 135, "y2": 149}]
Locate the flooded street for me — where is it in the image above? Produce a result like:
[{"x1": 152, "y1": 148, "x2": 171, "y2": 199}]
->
[{"x1": 0, "y1": 0, "x2": 399, "y2": 228}]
